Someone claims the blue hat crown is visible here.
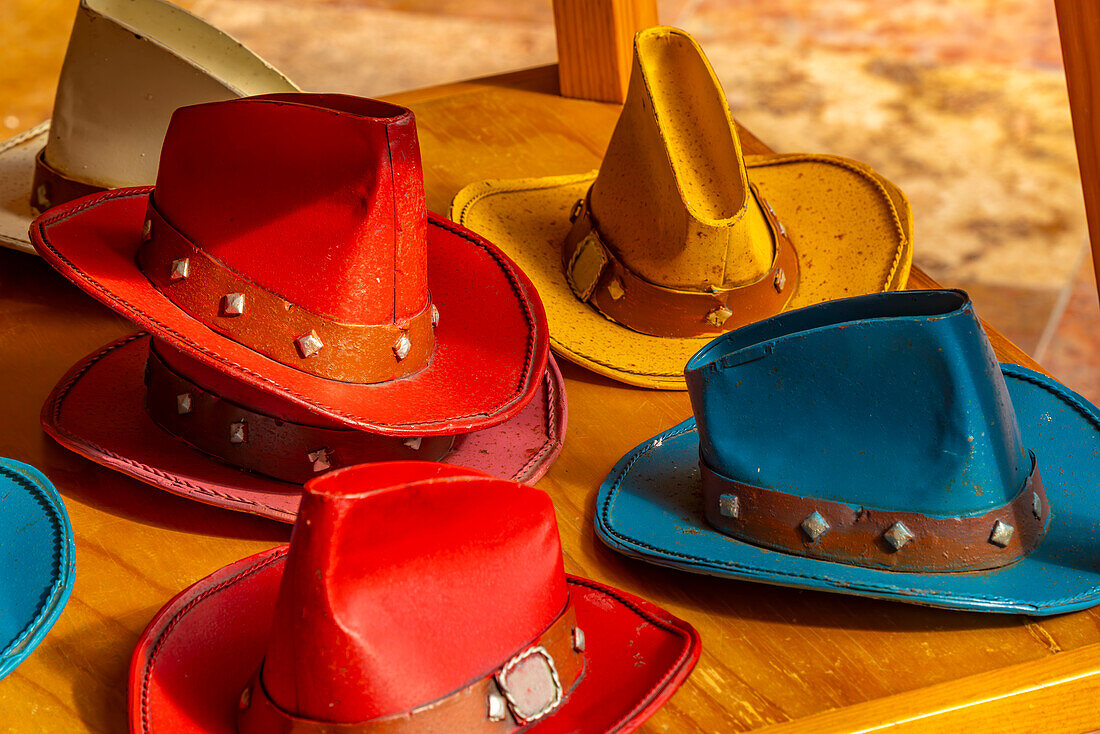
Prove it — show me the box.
[684,290,1030,517]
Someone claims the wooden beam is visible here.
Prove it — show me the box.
[756,641,1100,734]
[551,0,658,103]
[1054,0,1100,301]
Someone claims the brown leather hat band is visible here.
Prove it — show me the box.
[144,341,453,484]
[237,603,585,733]
[138,201,437,384]
[701,454,1048,572]
[561,185,799,338]
[30,148,106,214]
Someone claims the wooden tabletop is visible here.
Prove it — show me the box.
[2,64,1099,733]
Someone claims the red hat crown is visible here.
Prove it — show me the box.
[139,94,437,384]
[240,462,582,729]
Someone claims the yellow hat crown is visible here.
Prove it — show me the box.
[587,27,778,292]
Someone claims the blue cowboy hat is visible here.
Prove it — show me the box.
[597,290,1100,614]
[0,458,75,677]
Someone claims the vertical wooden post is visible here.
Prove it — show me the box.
[552,0,658,103]
[1054,0,1100,299]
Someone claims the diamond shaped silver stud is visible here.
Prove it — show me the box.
[176,393,192,415]
[393,333,412,361]
[295,330,324,358]
[142,218,153,242]
[607,278,625,301]
[169,258,190,281]
[774,268,787,292]
[883,521,915,551]
[572,627,585,652]
[1032,492,1042,520]
[221,292,246,316]
[308,448,332,473]
[430,304,440,327]
[229,421,248,444]
[800,511,830,541]
[569,199,584,223]
[718,494,740,519]
[403,436,423,451]
[990,520,1015,547]
[488,691,507,722]
[706,306,733,328]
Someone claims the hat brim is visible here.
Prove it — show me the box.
[0,121,48,254]
[451,153,913,389]
[0,457,75,679]
[129,548,700,733]
[32,187,550,435]
[42,333,567,524]
[596,364,1100,614]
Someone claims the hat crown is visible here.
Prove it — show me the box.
[152,94,428,325]
[685,290,1030,515]
[587,27,775,292]
[261,463,569,722]
[45,0,297,190]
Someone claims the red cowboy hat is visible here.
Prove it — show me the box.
[42,333,566,522]
[129,462,700,732]
[30,93,549,435]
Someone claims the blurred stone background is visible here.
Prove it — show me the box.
[2,0,1097,400]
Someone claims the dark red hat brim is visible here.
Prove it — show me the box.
[31,188,550,435]
[43,333,566,523]
[129,547,699,733]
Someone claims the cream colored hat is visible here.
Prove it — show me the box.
[452,27,913,389]
[0,0,298,254]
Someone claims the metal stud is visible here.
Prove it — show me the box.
[176,393,192,415]
[430,303,440,328]
[221,292,246,316]
[990,520,1015,548]
[169,258,190,281]
[35,184,49,210]
[142,218,153,242]
[606,278,625,301]
[706,306,733,328]
[308,448,332,473]
[800,511,830,541]
[403,436,423,451]
[1032,492,1042,520]
[572,627,585,653]
[393,333,412,361]
[295,330,324,358]
[229,421,248,444]
[773,268,787,293]
[568,198,584,223]
[762,199,788,236]
[238,686,252,711]
[883,521,915,551]
[718,494,740,519]
[488,691,508,722]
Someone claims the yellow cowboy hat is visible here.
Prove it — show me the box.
[451,26,913,389]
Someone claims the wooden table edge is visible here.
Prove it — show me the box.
[756,639,1100,733]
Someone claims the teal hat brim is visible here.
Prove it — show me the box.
[0,457,75,677]
[596,363,1100,614]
